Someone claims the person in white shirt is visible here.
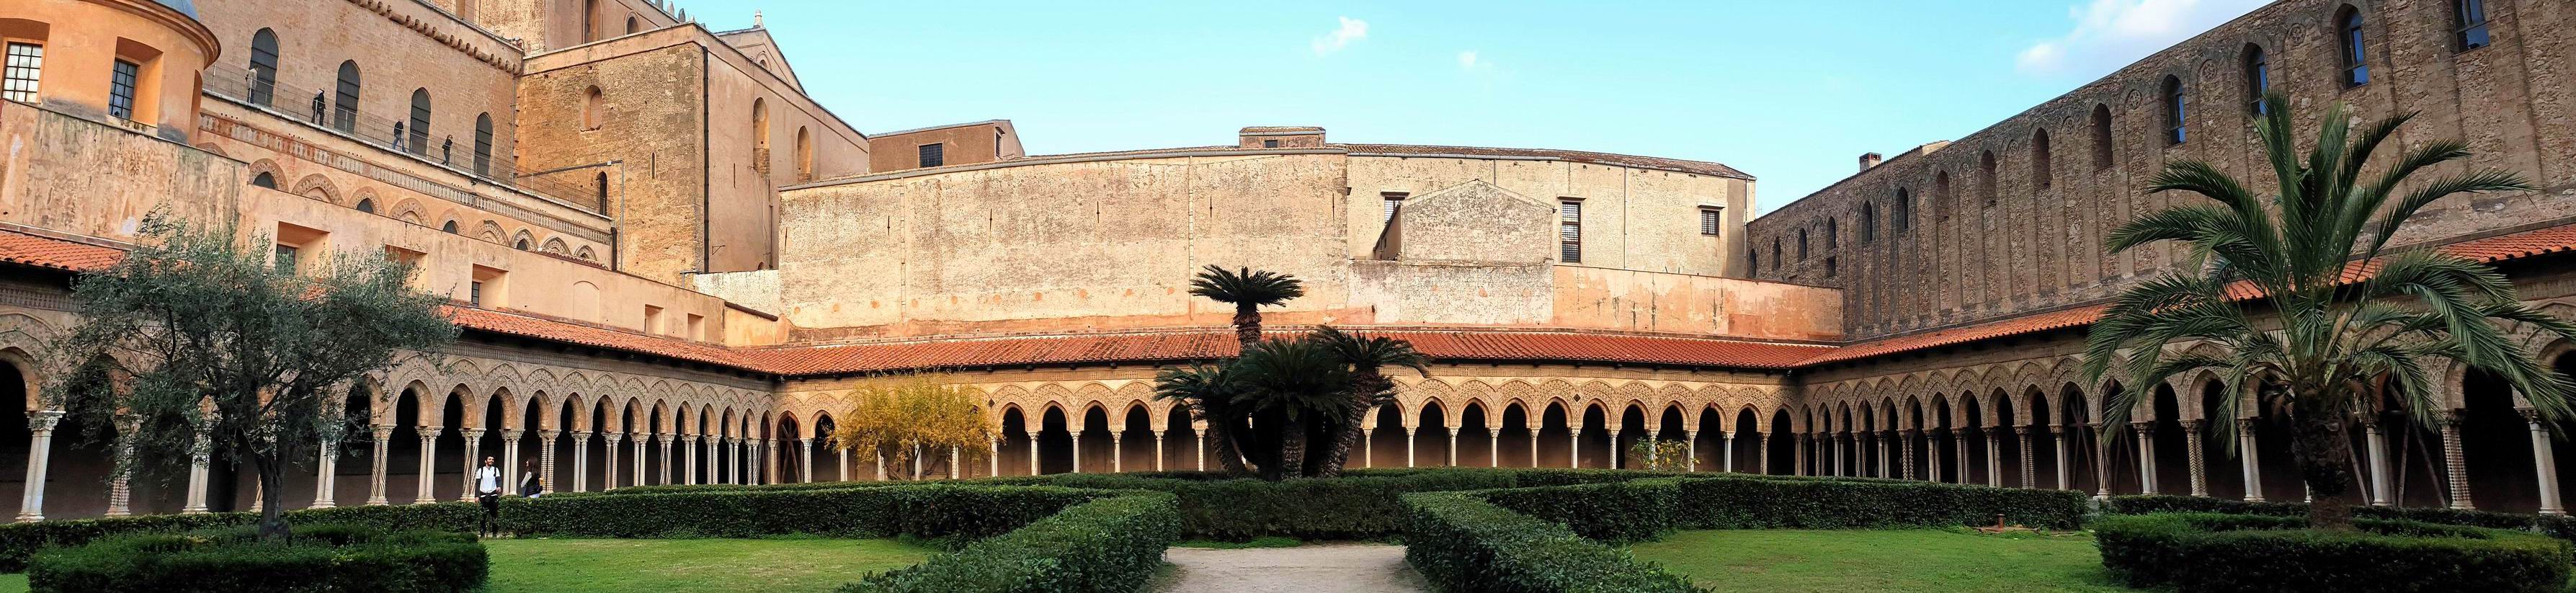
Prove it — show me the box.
[517,459,542,498]
[475,456,502,537]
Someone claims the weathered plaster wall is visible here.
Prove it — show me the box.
[0,102,240,239]
[1345,155,1750,277]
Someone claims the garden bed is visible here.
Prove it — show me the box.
[483,537,934,593]
[2093,512,2573,593]
[1627,529,2128,592]
[24,524,487,593]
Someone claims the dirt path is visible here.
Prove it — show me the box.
[1160,543,1426,592]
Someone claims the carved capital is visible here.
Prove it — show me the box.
[27,409,64,432]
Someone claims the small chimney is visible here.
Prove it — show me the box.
[1859,152,1884,172]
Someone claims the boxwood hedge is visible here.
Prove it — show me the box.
[1471,478,1680,544]
[1672,474,2087,530]
[23,523,487,593]
[0,501,481,571]
[2094,512,2573,593]
[839,491,1181,593]
[503,483,1106,540]
[1400,491,1701,593]
[2108,494,2576,542]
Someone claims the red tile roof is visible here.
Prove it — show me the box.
[445,306,754,369]
[0,228,125,272]
[745,330,1835,376]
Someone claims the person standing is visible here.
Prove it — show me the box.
[475,456,503,537]
[517,458,542,498]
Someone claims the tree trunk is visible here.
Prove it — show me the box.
[2288,393,2359,530]
[1233,305,1262,352]
[256,455,289,541]
[1316,371,1386,478]
[1278,415,1307,481]
[1203,411,1254,477]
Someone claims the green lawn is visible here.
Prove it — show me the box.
[1626,529,2138,592]
[486,537,937,593]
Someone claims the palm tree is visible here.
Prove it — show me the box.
[1190,266,1306,352]
[1232,337,1355,480]
[2083,92,2576,530]
[1311,326,1429,477]
[1153,364,1256,477]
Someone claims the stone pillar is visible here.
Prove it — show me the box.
[1985,430,2003,487]
[1491,432,1502,468]
[1361,428,1374,468]
[1925,430,1942,482]
[1027,435,1038,476]
[2091,423,2113,498]
[499,429,524,498]
[1569,429,1579,468]
[633,434,649,486]
[2363,419,2392,507]
[1879,432,1893,478]
[2235,419,2263,501]
[2051,426,2069,491]
[1110,434,1124,473]
[459,428,485,501]
[1685,429,1698,471]
[2015,427,2035,489]
[569,431,590,493]
[367,426,394,505]
[310,438,339,509]
[800,438,815,483]
[1071,432,1083,473]
[15,410,63,522]
[416,427,442,502]
[1956,429,1973,485]
[2526,410,2563,515]
[1196,431,1206,471]
[659,434,675,485]
[839,446,851,481]
[183,423,214,514]
[1899,429,1916,481]
[1757,431,1771,475]
[1829,432,1842,476]
[1407,427,1420,468]
[538,430,561,493]
[990,438,1000,477]
[601,432,623,491]
[1153,431,1167,472]
[1722,431,1737,473]
[1793,433,1808,476]
[1447,432,1459,467]
[679,434,697,485]
[106,414,139,517]
[2180,421,2206,497]
[2132,423,2157,495]
[2441,411,2472,509]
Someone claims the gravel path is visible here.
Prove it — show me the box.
[1160,543,1426,592]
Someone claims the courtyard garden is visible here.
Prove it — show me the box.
[1626,529,2129,592]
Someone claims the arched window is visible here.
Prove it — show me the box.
[795,126,814,182]
[1797,228,1810,259]
[2032,129,2053,190]
[441,220,459,234]
[251,172,277,189]
[625,16,641,35]
[1934,171,1951,218]
[1824,218,1838,249]
[2454,0,2490,51]
[1979,151,1997,206]
[2161,76,2186,146]
[332,61,361,133]
[2243,44,2269,115]
[751,98,770,174]
[1892,189,1912,233]
[408,89,431,154]
[582,0,600,43]
[355,198,375,213]
[2338,6,2369,87]
[1770,239,1781,270]
[247,29,279,107]
[1858,202,1876,244]
[594,171,609,210]
[473,113,493,176]
[1748,249,1758,275]
[582,86,603,130]
[515,237,530,250]
[2090,104,2113,169]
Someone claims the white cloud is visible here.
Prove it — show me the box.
[1457,50,1489,71]
[2015,0,2273,77]
[1311,17,1369,55]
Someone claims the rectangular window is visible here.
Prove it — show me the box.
[1558,200,1583,263]
[917,143,945,168]
[107,60,138,120]
[468,281,483,306]
[1700,208,1723,236]
[2456,0,2490,51]
[1381,192,1407,223]
[1263,139,1280,148]
[2,43,40,103]
[274,244,299,273]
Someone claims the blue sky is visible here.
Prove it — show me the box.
[698,0,2270,215]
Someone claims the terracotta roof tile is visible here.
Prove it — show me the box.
[0,229,126,272]
[446,306,753,369]
[746,329,1833,376]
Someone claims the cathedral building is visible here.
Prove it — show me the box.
[0,0,2567,522]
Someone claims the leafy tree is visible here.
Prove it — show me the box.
[1626,440,1693,473]
[827,373,995,480]
[1230,338,1353,480]
[1310,326,1427,477]
[1189,265,1303,351]
[2083,93,2576,530]
[52,215,454,540]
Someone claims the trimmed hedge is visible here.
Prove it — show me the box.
[1472,479,1680,544]
[504,483,1104,540]
[839,491,1181,593]
[24,523,487,593]
[1672,474,2087,530]
[2108,494,2576,542]
[2095,512,2573,593]
[1400,491,1701,593]
[0,501,481,572]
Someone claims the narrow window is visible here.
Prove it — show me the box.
[251,172,277,188]
[750,98,770,173]
[248,29,279,107]
[1824,257,1837,278]
[2454,0,2489,52]
[1824,218,1838,249]
[1934,172,1952,218]
[356,198,375,213]
[1858,203,1876,244]
[625,16,641,35]
[1770,239,1781,270]
[469,281,484,306]
[918,143,945,168]
[1699,208,1722,236]
[408,89,432,153]
[1382,192,1407,223]
[795,127,814,182]
[2161,76,2186,146]
[2243,45,2269,115]
[1979,151,1998,205]
[1892,189,1912,233]
[582,86,603,130]
[2090,104,2113,169]
[1559,200,1584,263]
[1748,249,1758,275]
[2339,6,2370,87]
[274,244,299,273]
[1796,228,1809,259]
[3,43,41,103]
[442,220,459,233]
[107,60,138,120]
[594,171,608,210]
[473,113,493,176]
[2032,129,2053,190]
[333,61,361,133]
[582,0,600,43]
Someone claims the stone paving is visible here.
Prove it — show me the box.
[1160,543,1425,592]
